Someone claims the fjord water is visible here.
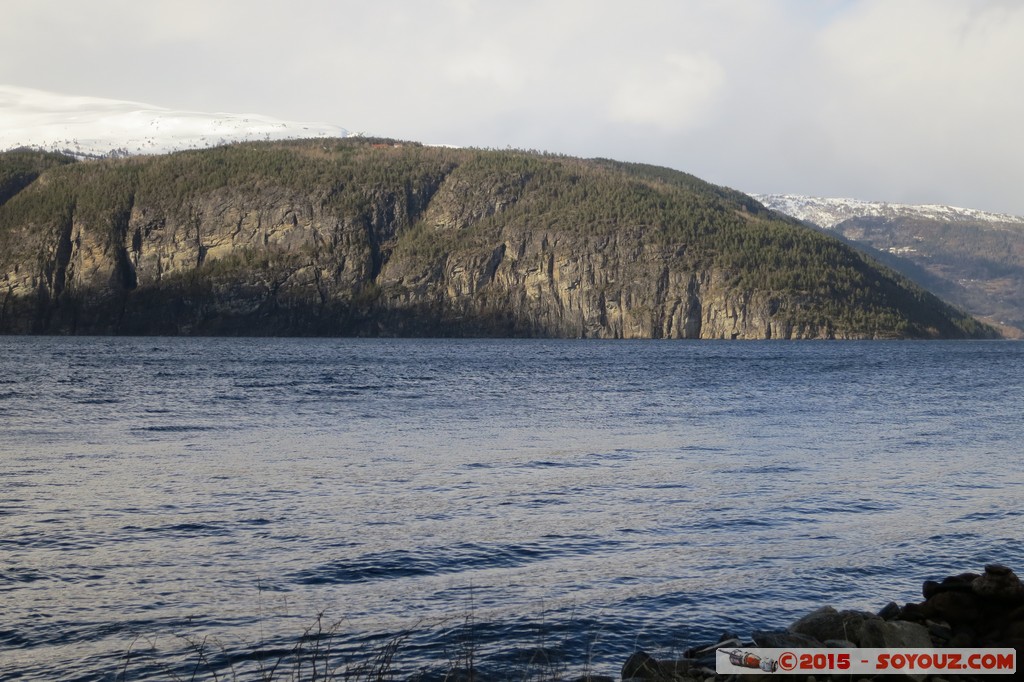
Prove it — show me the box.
[1,338,1022,680]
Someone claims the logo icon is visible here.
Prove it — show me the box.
[728,649,778,673]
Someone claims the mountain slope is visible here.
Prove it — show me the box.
[0,148,76,206]
[755,194,1024,336]
[0,140,994,339]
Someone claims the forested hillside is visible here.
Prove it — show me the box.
[830,216,1024,337]
[756,194,1024,337]
[0,139,995,339]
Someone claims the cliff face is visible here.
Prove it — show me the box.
[0,140,995,339]
[382,229,824,339]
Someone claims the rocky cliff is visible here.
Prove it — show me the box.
[0,140,995,339]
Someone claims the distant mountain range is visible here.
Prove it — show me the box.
[752,194,1024,231]
[756,194,1024,337]
[0,85,349,158]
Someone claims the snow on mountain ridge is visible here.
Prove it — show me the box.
[753,193,1024,230]
[0,85,349,158]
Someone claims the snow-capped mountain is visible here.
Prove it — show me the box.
[0,85,349,158]
[754,192,1024,337]
[753,193,1024,230]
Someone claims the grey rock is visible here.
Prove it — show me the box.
[858,619,933,648]
[972,564,1024,602]
[622,652,659,680]
[926,619,953,642]
[858,620,934,681]
[985,563,1013,576]
[877,601,901,620]
[788,605,880,646]
[922,572,980,600]
[620,651,695,681]
[921,588,983,625]
[947,631,976,647]
[922,579,941,600]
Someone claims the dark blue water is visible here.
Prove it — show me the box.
[1,338,1022,680]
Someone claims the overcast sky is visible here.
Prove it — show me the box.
[3,0,1022,215]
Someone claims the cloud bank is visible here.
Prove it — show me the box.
[2,0,1021,214]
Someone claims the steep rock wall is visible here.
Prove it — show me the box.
[0,142,992,339]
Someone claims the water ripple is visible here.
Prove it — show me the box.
[0,338,1021,681]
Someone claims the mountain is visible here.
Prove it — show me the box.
[755,194,1024,337]
[751,194,1024,231]
[0,140,995,339]
[0,85,349,158]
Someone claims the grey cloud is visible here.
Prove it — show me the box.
[2,0,1021,214]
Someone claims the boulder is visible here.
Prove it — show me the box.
[921,589,984,625]
[621,651,696,681]
[877,601,901,620]
[858,621,934,682]
[1005,616,1024,643]
[858,619,933,648]
[947,631,976,647]
[922,572,979,599]
[787,605,880,645]
[905,565,1024,647]
[622,651,659,680]
[972,564,1024,603]
[926,619,953,644]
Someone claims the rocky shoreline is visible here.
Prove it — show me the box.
[616,564,1022,681]
[108,564,1023,680]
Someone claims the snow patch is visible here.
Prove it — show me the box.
[0,85,349,158]
[753,193,1024,229]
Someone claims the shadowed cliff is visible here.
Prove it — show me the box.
[0,139,996,339]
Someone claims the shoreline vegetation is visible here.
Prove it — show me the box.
[117,564,1023,681]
